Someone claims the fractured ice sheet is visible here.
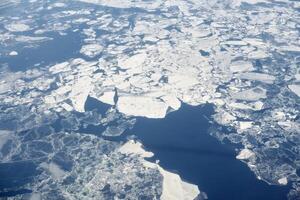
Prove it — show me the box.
[0,0,299,199]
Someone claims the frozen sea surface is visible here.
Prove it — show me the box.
[0,0,299,199]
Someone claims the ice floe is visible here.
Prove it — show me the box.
[5,22,31,32]
[80,43,103,58]
[288,84,300,97]
[8,51,18,56]
[236,149,255,160]
[231,87,267,101]
[117,95,169,118]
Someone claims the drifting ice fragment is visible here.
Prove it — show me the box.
[5,22,30,32]
[118,53,147,70]
[278,177,288,185]
[236,149,255,160]
[231,87,267,101]
[70,76,92,112]
[288,85,300,97]
[80,44,103,58]
[237,72,275,84]
[9,51,18,56]
[117,95,168,118]
[96,91,115,105]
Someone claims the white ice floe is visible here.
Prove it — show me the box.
[118,140,154,158]
[0,130,12,150]
[232,0,269,6]
[9,51,18,56]
[230,61,254,73]
[248,50,269,59]
[77,0,163,9]
[118,53,147,70]
[231,87,267,101]
[29,193,42,200]
[236,149,255,160]
[52,2,66,8]
[239,121,253,130]
[119,140,201,200]
[237,72,275,84]
[95,91,115,105]
[5,22,30,32]
[49,62,71,74]
[80,44,103,58]
[117,95,168,118]
[288,84,300,97]
[161,95,181,111]
[159,167,200,200]
[278,177,288,185]
[70,76,92,112]
[40,162,66,180]
[214,111,236,125]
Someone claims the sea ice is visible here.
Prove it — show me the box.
[236,149,255,160]
[237,72,275,84]
[80,44,103,58]
[5,22,30,32]
[70,76,92,112]
[231,87,267,101]
[9,51,18,56]
[117,95,169,118]
[278,177,288,185]
[288,85,300,97]
[119,140,201,200]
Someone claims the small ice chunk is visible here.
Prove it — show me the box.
[102,126,126,137]
[117,95,168,118]
[0,82,11,94]
[161,95,181,111]
[70,76,92,112]
[231,87,267,101]
[248,50,268,59]
[49,62,71,74]
[288,85,300,97]
[0,130,11,150]
[230,61,254,73]
[52,2,66,7]
[9,51,18,56]
[238,72,275,84]
[5,22,30,32]
[236,149,255,160]
[278,177,288,185]
[40,162,66,180]
[30,193,41,200]
[118,140,154,158]
[118,53,147,69]
[60,102,73,112]
[295,74,300,81]
[223,40,248,46]
[80,44,103,58]
[239,121,253,130]
[97,91,115,105]
[214,111,236,125]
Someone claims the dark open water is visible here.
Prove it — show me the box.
[129,103,290,200]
